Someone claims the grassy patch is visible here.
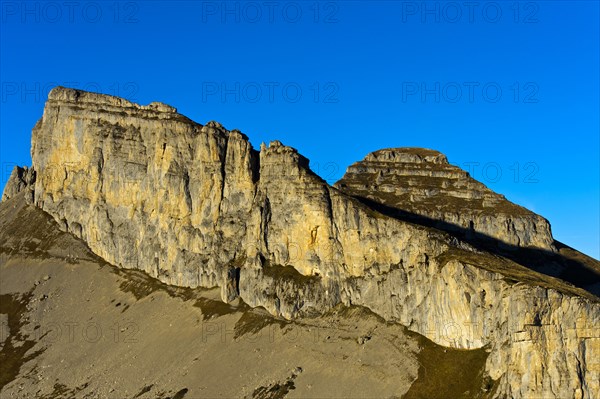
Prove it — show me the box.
[404,332,497,399]
[116,267,196,301]
[0,291,45,391]
[193,297,239,320]
[251,373,297,399]
[37,382,90,399]
[233,308,288,339]
[133,384,154,398]
[321,303,387,324]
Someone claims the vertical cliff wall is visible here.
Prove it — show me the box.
[3,87,599,399]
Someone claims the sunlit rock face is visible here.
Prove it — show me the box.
[4,86,599,399]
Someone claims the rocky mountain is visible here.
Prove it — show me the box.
[335,148,554,250]
[2,86,599,399]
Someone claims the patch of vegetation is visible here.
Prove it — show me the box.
[0,197,65,256]
[404,332,497,399]
[115,267,196,301]
[38,382,89,399]
[261,262,320,285]
[556,241,600,275]
[252,373,297,399]
[322,303,387,324]
[193,297,239,320]
[0,192,99,263]
[0,291,45,391]
[234,308,288,339]
[170,388,189,399]
[115,264,249,320]
[134,384,154,398]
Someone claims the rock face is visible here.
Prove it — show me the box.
[3,86,600,399]
[1,165,35,203]
[335,148,554,251]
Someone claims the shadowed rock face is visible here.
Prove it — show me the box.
[2,86,600,399]
[2,166,35,203]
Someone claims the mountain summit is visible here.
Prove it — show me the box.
[2,87,599,399]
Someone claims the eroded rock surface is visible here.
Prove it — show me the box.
[2,86,599,399]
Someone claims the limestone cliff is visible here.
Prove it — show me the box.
[3,86,599,399]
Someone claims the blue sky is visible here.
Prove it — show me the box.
[1,1,598,258]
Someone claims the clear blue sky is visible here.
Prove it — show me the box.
[1,1,598,258]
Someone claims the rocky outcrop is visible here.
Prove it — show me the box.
[335,148,555,251]
[4,86,600,399]
[1,165,35,203]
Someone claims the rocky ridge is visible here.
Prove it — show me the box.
[335,147,554,250]
[2,87,600,399]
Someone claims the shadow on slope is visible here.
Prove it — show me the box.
[404,332,497,399]
[353,196,600,298]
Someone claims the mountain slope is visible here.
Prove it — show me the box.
[0,191,495,399]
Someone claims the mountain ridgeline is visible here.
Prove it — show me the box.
[3,87,600,399]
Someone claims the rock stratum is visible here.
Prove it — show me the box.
[2,86,600,399]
